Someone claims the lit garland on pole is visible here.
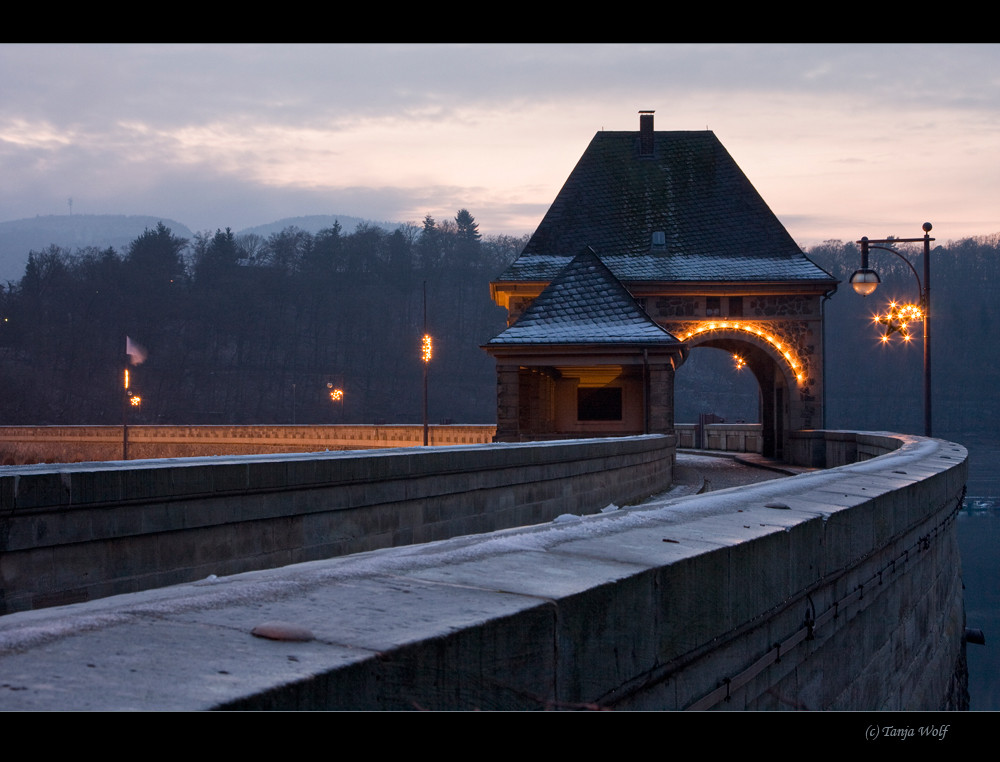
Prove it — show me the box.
[872,301,923,344]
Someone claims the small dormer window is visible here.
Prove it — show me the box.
[651,231,666,250]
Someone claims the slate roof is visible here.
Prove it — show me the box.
[496,130,835,285]
[487,249,683,347]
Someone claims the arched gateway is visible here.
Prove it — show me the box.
[485,112,837,457]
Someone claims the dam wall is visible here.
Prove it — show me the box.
[219,431,969,710]
[0,434,674,615]
[0,430,967,710]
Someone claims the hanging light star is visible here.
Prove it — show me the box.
[873,301,923,343]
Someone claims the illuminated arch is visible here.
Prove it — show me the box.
[677,321,806,385]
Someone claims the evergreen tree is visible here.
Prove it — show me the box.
[455,209,481,241]
[418,214,441,272]
[125,222,187,287]
[194,228,239,285]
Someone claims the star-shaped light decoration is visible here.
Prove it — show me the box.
[873,301,923,344]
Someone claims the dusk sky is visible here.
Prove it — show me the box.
[2,43,998,247]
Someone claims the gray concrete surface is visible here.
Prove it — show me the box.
[0,435,676,615]
[0,436,969,711]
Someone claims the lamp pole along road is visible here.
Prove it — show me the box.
[422,281,432,447]
[849,222,934,436]
[122,365,129,460]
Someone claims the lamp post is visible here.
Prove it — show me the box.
[123,366,130,460]
[122,367,142,459]
[849,222,935,436]
[327,382,344,421]
[422,333,432,445]
[421,280,432,447]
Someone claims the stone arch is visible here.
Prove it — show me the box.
[678,327,804,458]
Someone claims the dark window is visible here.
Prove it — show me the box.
[706,297,721,316]
[729,297,743,317]
[578,387,622,421]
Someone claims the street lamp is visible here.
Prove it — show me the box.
[422,333,432,446]
[122,367,142,459]
[421,280,432,447]
[849,222,935,436]
[327,382,344,421]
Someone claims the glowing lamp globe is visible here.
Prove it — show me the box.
[849,268,881,296]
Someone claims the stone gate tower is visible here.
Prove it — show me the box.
[486,112,837,457]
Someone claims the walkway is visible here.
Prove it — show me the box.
[656,450,814,501]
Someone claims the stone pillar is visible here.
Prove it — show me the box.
[646,363,675,433]
[520,368,557,439]
[495,364,521,441]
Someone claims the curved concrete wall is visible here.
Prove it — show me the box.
[0,430,967,711]
[220,432,966,711]
[0,435,674,614]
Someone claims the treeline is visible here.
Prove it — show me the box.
[3,220,999,443]
[0,213,525,425]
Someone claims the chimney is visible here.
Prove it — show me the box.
[639,110,654,156]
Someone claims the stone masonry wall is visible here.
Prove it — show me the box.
[0,431,968,711]
[0,434,675,615]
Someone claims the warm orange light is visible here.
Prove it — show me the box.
[124,368,129,390]
[680,321,805,384]
[329,388,344,402]
[130,395,141,407]
[873,301,923,343]
[421,334,433,363]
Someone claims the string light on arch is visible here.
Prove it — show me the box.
[679,321,805,384]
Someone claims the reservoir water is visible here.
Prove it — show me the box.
[955,435,1000,711]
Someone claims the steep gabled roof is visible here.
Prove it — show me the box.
[486,248,682,347]
[496,129,835,285]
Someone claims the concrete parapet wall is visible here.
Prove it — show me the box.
[785,429,903,467]
[676,423,763,453]
[0,425,497,465]
[0,430,965,711]
[223,432,968,710]
[0,434,674,615]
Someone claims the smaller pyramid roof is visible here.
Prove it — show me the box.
[486,248,683,347]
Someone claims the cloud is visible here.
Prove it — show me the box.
[1,44,999,243]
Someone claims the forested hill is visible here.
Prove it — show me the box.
[0,214,525,425]
[0,215,196,286]
[2,220,998,443]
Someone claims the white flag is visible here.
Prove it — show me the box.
[126,336,148,365]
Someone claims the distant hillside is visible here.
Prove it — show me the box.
[0,214,407,286]
[0,215,195,285]
[238,215,405,239]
